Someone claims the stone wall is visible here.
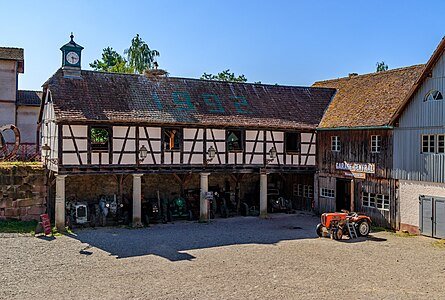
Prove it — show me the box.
[0,164,47,221]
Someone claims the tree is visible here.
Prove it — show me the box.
[89,47,133,73]
[124,34,160,74]
[90,34,160,74]
[201,69,247,83]
[376,61,388,72]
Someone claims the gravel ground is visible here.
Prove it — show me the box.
[1,212,444,300]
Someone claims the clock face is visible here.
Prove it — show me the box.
[66,51,79,65]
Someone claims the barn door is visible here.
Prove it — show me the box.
[435,198,445,239]
[420,196,445,239]
[419,196,433,237]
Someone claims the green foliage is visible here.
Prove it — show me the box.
[376,61,389,72]
[124,34,160,74]
[0,220,38,234]
[89,47,133,73]
[90,34,160,74]
[91,128,109,143]
[201,69,247,83]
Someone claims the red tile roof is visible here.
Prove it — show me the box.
[43,69,336,130]
[312,65,425,128]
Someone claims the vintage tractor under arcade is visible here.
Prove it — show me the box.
[316,210,372,240]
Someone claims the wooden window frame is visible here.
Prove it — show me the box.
[226,129,244,153]
[331,136,340,152]
[363,192,389,211]
[163,127,183,152]
[371,135,381,153]
[437,134,445,154]
[423,90,444,102]
[320,188,335,198]
[421,134,435,154]
[284,131,300,154]
[90,126,111,152]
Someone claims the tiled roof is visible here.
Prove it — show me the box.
[0,47,24,61]
[17,90,43,106]
[312,64,425,128]
[43,69,336,129]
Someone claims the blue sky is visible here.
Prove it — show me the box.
[1,0,444,90]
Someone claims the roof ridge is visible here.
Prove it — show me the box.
[82,69,333,89]
[18,89,42,93]
[0,46,24,50]
[314,63,425,84]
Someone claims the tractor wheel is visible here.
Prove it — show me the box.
[356,221,370,237]
[316,223,324,237]
[335,228,343,240]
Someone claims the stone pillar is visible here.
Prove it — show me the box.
[260,171,268,218]
[199,173,210,222]
[132,174,143,227]
[55,175,67,231]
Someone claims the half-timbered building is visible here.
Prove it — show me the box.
[391,37,445,238]
[40,36,336,230]
[312,65,424,228]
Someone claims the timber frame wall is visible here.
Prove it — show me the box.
[45,122,318,175]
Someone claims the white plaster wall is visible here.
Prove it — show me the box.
[0,60,16,101]
[16,106,39,143]
[399,180,445,227]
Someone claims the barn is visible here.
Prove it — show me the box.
[39,36,335,230]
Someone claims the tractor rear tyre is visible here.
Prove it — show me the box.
[356,221,370,236]
[316,223,324,237]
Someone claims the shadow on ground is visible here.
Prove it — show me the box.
[67,212,322,261]
[66,212,386,261]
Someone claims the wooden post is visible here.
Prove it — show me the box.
[350,178,355,212]
[199,172,210,222]
[132,174,143,227]
[260,170,268,218]
[55,175,67,232]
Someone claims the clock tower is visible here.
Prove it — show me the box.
[60,33,84,77]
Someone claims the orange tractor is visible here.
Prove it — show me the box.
[316,210,371,240]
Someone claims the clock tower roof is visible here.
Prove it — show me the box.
[60,33,84,51]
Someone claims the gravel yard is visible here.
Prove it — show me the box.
[1,212,444,300]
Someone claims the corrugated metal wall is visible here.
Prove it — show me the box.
[394,54,445,183]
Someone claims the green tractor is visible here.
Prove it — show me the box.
[168,196,193,221]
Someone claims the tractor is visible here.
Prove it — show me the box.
[316,210,371,240]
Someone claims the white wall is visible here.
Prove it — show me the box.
[399,180,445,229]
[16,106,39,144]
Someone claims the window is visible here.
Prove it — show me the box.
[297,184,303,197]
[320,188,335,198]
[331,136,340,152]
[285,132,300,153]
[363,192,389,211]
[424,90,443,102]
[422,135,435,153]
[371,135,381,153]
[90,127,110,151]
[438,135,445,154]
[303,185,313,198]
[227,130,243,152]
[164,128,182,151]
